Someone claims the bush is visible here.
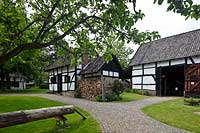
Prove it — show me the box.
[184,98,200,106]
[74,87,82,98]
[95,96,103,102]
[103,80,125,102]
[38,83,48,89]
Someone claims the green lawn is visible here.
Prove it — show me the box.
[119,92,149,102]
[142,98,200,133]
[0,96,101,133]
[0,88,48,94]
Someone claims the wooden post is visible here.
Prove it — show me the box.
[0,105,74,128]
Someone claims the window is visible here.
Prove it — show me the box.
[103,70,109,76]
[51,76,56,84]
[65,75,70,83]
[114,72,119,77]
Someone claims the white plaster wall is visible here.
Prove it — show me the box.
[143,85,156,90]
[144,68,155,75]
[49,84,57,91]
[69,72,75,82]
[144,63,155,68]
[171,58,185,65]
[192,55,200,63]
[157,61,169,67]
[143,76,155,84]
[69,82,75,90]
[132,69,142,76]
[132,85,141,89]
[132,77,141,84]
[62,83,68,91]
[132,65,142,70]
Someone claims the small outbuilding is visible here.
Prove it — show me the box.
[45,57,81,95]
[0,73,26,89]
[130,29,200,97]
[79,56,122,100]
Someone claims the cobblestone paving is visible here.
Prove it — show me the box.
[4,94,190,133]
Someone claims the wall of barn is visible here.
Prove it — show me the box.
[131,55,200,95]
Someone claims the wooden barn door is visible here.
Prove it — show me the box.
[185,64,200,97]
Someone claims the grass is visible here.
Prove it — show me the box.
[0,88,48,94]
[119,92,149,102]
[0,96,101,133]
[142,98,200,133]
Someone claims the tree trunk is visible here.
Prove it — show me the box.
[0,65,5,90]
[0,105,74,128]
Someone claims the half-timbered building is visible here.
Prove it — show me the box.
[130,29,200,97]
[45,57,81,94]
[78,56,122,100]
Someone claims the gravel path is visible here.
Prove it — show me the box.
[3,94,189,133]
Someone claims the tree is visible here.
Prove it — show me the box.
[1,0,199,65]
[154,0,200,20]
[0,0,160,64]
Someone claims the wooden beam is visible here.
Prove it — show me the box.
[0,105,74,128]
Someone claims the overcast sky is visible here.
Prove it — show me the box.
[127,0,200,53]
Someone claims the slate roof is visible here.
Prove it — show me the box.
[45,57,70,71]
[129,29,200,66]
[79,56,105,75]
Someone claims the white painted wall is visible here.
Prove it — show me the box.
[144,63,155,68]
[132,69,142,75]
[132,77,141,84]
[171,58,185,65]
[143,85,156,90]
[132,65,142,70]
[157,60,169,67]
[192,55,200,64]
[132,85,141,89]
[143,76,155,84]
[144,68,155,75]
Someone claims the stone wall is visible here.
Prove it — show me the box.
[78,77,102,100]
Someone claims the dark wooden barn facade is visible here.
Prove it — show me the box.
[78,56,122,100]
[129,29,200,97]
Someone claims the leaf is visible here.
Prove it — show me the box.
[158,0,164,5]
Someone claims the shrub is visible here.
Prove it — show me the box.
[74,87,82,98]
[38,83,48,89]
[102,80,125,102]
[95,96,103,102]
[112,80,125,95]
[184,98,200,106]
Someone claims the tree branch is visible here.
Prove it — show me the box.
[0,15,99,64]
[34,0,61,42]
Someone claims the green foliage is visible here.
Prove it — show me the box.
[154,0,200,20]
[0,96,101,133]
[120,92,149,102]
[74,87,82,98]
[184,98,200,106]
[0,88,48,94]
[112,80,126,95]
[0,0,161,65]
[104,80,125,102]
[143,98,200,132]
[95,95,104,102]
[124,88,149,96]
[38,83,48,89]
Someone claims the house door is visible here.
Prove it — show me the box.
[185,64,200,97]
[57,74,62,93]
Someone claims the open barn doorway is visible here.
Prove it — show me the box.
[157,65,184,96]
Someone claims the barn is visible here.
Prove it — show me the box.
[129,29,200,97]
[78,56,122,100]
[45,57,81,95]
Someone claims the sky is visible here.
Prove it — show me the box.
[127,0,200,54]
